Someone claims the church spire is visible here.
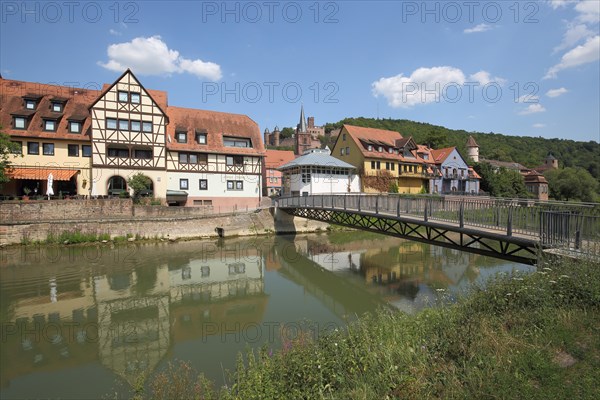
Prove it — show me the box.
[298,104,307,133]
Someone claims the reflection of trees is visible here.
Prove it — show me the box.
[134,265,158,295]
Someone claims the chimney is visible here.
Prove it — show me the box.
[308,117,315,128]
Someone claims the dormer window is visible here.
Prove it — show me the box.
[195,131,207,144]
[14,116,27,129]
[378,146,383,152]
[51,102,63,112]
[367,145,373,151]
[68,120,82,133]
[223,136,251,148]
[176,131,187,143]
[388,148,393,154]
[25,99,36,110]
[43,119,57,132]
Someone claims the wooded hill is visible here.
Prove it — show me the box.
[323,117,599,184]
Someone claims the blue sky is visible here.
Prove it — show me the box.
[1,0,599,142]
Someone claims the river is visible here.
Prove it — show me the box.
[0,232,533,399]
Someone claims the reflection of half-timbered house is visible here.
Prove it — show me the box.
[1,70,264,207]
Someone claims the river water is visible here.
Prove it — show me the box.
[0,232,533,399]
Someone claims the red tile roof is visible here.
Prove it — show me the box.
[166,106,265,156]
[430,147,457,164]
[264,149,296,168]
[0,78,96,142]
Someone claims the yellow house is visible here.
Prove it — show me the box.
[331,124,434,193]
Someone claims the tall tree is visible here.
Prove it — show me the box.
[474,163,529,198]
[0,129,21,184]
[544,167,599,202]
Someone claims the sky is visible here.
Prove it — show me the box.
[1,0,599,143]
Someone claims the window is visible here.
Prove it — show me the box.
[226,155,243,166]
[378,146,383,152]
[130,121,141,131]
[180,179,189,190]
[130,92,140,104]
[391,163,395,171]
[118,119,129,130]
[51,102,63,112]
[176,131,187,143]
[223,136,252,148]
[118,91,129,102]
[367,145,373,151]
[14,116,26,129]
[195,132,207,144]
[227,180,244,190]
[108,148,129,158]
[42,143,54,156]
[346,147,349,155]
[82,145,92,157]
[134,149,152,159]
[68,144,79,157]
[340,148,345,156]
[199,179,208,190]
[388,148,393,154]
[69,121,81,133]
[106,118,117,129]
[44,120,56,131]
[11,141,22,155]
[142,121,153,132]
[25,100,36,110]
[342,133,346,141]
[28,142,39,155]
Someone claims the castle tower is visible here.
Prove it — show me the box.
[544,153,558,169]
[466,135,479,162]
[264,127,270,146]
[308,116,315,129]
[273,126,280,147]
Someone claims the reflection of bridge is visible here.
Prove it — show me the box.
[278,194,600,264]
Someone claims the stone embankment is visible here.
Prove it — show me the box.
[0,199,329,245]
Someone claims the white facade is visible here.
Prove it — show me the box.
[284,168,360,196]
[430,148,479,194]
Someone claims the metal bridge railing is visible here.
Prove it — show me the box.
[277,193,600,257]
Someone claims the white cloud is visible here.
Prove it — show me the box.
[519,104,547,115]
[533,123,547,128]
[546,87,569,97]
[468,70,506,86]
[464,23,492,34]
[372,66,505,108]
[99,36,222,81]
[575,0,600,24]
[545,35,600,78]
[547,0,576,10]
[517,94,540,103]
[109,29,122,36]
[372,66,466,108]
[553,24,594,53]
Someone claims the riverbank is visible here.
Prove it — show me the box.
[135,256,600,399]
[0,199,331,245]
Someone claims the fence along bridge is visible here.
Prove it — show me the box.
[277,194,600,265]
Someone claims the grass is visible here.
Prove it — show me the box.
[128,256,600,399]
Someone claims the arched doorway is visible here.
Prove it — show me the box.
[107,176,127,196]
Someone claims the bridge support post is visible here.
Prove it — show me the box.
[507,207,513,236]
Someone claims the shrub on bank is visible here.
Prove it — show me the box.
[132,257,600,399]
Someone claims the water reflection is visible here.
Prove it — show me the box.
[0,233,532,399]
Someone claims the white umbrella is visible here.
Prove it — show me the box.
[46,173,54,199]
[91,180,98,199]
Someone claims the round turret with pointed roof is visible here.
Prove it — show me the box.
[466,135,479,148]
[264,127,270,134]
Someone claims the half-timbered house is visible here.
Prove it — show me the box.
[0,70,265,207]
